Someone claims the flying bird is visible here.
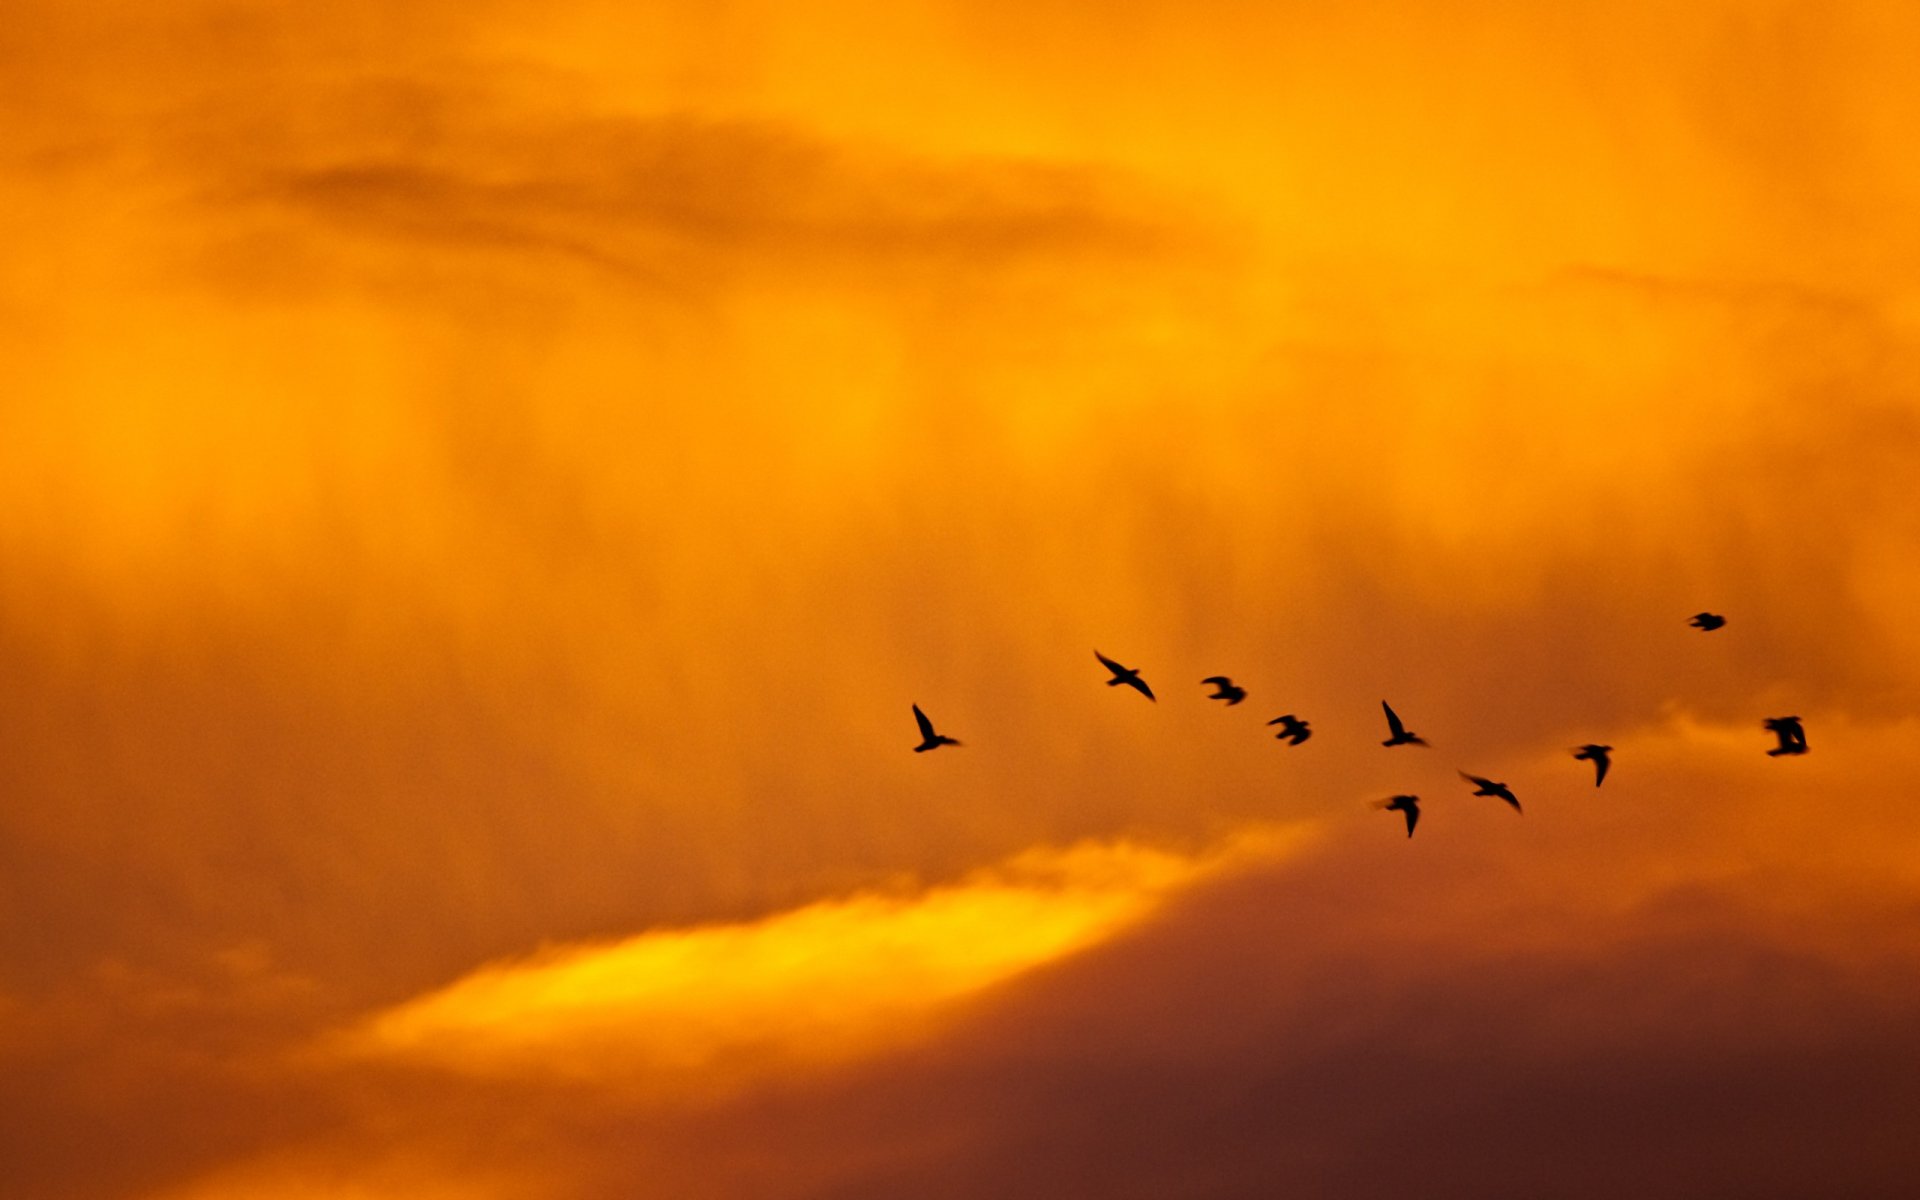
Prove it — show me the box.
[1201,676,1247,705]
[1377,794,1420,838]
[911,704,960,753]
[1690,612,1727,631]
[1763,716,1808,757]
[1267,713,1312,745]
[1095,651,1155,701]
[1380,701,1427,747]
[1573,743,1612,787]
[1459,771,1522,813]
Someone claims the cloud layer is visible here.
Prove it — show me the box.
[5,0,1920,1196]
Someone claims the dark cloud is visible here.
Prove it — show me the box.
[803,890,1920,1199]
[543,758,1920,1199]
[96,742,1920,1200]
[248,115,1178,266]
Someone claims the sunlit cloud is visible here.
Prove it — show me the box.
[332,828,1309,1096]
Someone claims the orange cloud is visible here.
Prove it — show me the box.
[332,828,1309,1097]
[7,1,1920,1196]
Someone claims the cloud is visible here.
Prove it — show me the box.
[120,721,1920,1200]
[242,113,1182,274]
[330,828,1306,1097]
[8,3,1920,1196]
[549,721,1920,1200]
[123,828,1303,1200]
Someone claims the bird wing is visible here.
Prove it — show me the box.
[1201,676,1231,686]
[1458,770,1486,788]
[1128,676,1157,701]
[1594,754,1609,786]
[913,705,936,740]
[1383,702,1407,737]
[1094,650,1124,674]
[1405,805,1419,836]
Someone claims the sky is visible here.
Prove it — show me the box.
[5,0,1920,1195]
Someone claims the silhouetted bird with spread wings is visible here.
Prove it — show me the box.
[1201,676,1247,705]
[1573,744,1612,787]
[1459,771,1522,813]
[911,704,960,753]
[1377,794,1420,838]
[1267,714,1312,745]
[1380,701,1427,747]
[1095,651,1155,701]
[1690,612,1727,631]
[1763,716,1808,757]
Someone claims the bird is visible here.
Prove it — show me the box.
[1201,676,1247,705]
[1377,794,1420,838]
[1763,716,1808,757]
[1095,651,1155,701]
[911,704,960,752]
[1459,771,1522,813]
[1573,744,1612,787]
[1380,701,1427,747]
[1267,713,1312,745]
[1690,612,1727,631]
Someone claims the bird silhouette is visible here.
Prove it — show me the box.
[1573,744,1612,787]
[1201,676,1247,705]
[1690,612,1727,631]
[1095,651,1155,701]
[1380,701,1427,747]
[911,704,960,752]
[1267,714,1312,745]
[1459,771,1522,813]
[1763,716,1808,757]
[1377,794,1420,838]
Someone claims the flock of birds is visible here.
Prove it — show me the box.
[911,611,1810,838]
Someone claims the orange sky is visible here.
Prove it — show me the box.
[5,1,1920,1196]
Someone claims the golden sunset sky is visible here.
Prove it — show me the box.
[6,1,1920,1196]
